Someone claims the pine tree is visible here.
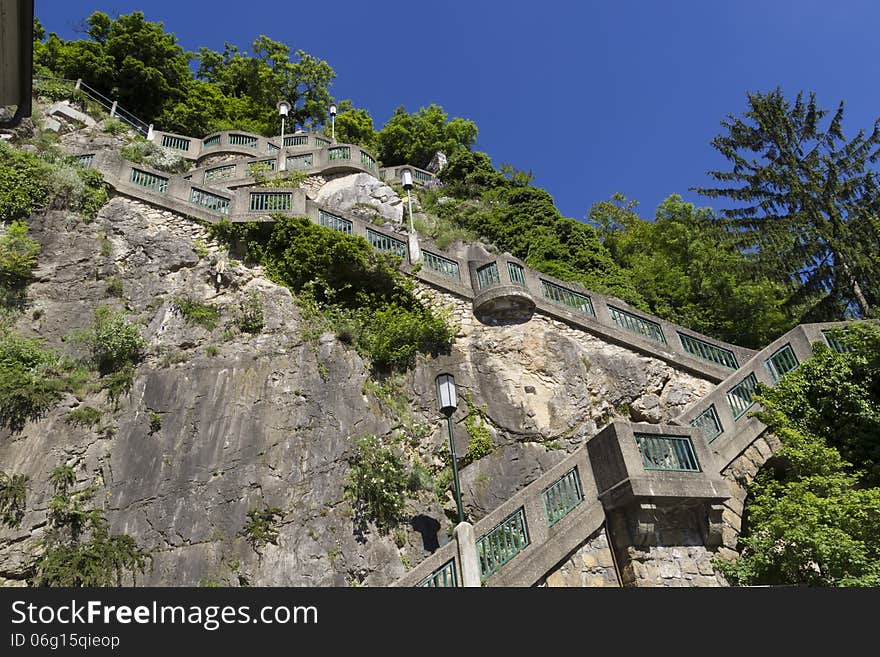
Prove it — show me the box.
[694,88,880,319]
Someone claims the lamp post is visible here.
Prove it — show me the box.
[329,103,337,142]
[401,168,415,234]
[436,373,465,524]
[277,99,290,170]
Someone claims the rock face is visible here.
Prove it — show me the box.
[313,172,404,227]
[0,152,715,587]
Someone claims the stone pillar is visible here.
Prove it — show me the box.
[408,231,422,264]
[455,522,481,587]
[110,100,117,118]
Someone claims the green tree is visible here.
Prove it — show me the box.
[194,36,335,135]
[694,88,880,321]
[36,12,192,123]
[429,153,644,306]
[720,322,880,586]
[0,220,41,301]
[326,100,377,151]
[376,104,477,168]
[590,193,791,347]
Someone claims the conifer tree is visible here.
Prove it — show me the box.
[694,89,880,320]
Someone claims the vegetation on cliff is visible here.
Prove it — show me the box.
[210,216,454,372]
[720,323,880,586]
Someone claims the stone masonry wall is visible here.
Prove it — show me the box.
[538,526,619,587]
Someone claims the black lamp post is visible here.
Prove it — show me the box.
[436,373,465,524]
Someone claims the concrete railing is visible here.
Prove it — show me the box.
[672,321,854,468]
[72,145,758,385]
[397,421,727,587]
[379,164,437,186]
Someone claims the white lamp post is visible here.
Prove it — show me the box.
[401,167,414,234]
[277,100,290,170]
[329,103,337,142]
[436,373,465,524]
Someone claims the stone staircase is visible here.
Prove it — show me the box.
[44,89,862,587]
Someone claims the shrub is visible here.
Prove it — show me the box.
[172,296,220,330]
[192,239,209,259]
[236,291,264,334]
[148,412,162,434]
[102,118,128,136]
[0,220,40,303]
[0,335,73,432]
[357,303,454,371]
[241,506,284,553]
[105,276,123,297]
[0,471,29,528]
[65,406,103,428]
[205,345,219,357]
[0,142,52,221]
[86,306,146,375]
[29,465,151,586]
[464,393,494,461]
[344,434,408,532]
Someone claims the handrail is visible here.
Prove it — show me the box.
[34,76,151,136]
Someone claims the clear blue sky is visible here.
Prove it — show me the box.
[36,0,880,222]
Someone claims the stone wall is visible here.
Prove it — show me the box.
[607,502,727,587]
[538,526,619,587]
[716,433,781,562]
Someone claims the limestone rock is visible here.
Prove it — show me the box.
[313,172,404,226]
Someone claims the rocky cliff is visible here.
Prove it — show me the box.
[0,118,715,587]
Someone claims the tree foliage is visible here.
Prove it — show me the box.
[210,217,453,371]
[694,88,880,321]
[426,149,644,305]
[591,193,792,348]
[29,465,152,587]
[34,12,336,138]
[720,322,880,586]
[376,104,477,168]
[344,434,409,532]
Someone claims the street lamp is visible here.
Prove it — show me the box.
[401,168,415,234]
[329,103,337,142]
[436,373,465,524]
[277,99,290,144]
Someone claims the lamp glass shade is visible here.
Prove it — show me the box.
[436,373,457,414]
[330,104,337,116]
[277,100,291,116]
[401,168,413,189]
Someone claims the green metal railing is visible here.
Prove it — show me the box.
[417,559,457,587]
[823,329,854,353]
[130,168,168,193]
[314,137,331,148]
[319,210,353,234]
[476,262,500,290]
[423,251,461,280]
[190,188,231,215]
[366,228,408,258]
[540,280,595,317]
[229,134,257,147]
[286,153,313,169]
[161,134,190,151]
[360,151,376,169]
[74,153,94,168]
[608,306,666,344]
[477,507,529,579]
[678,333,738,369]
[413,169,433,183]
[328,146,351,161]
[508,262,527,287]
[249,192,292,212]
[634,433,701,472]
[542,468,583,526]
[204,164,236,183]
[203,135,220,148]
[764,344,799,383]
[727,373,759,420]
[690,404,723,443]
[284,135,309,146]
